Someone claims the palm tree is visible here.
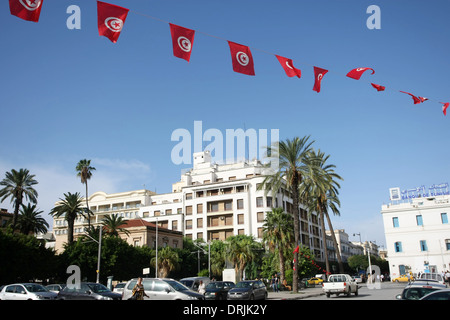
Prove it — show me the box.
[262,207,294,285]
[16,203,49,235]
[102,214,130,237]
[258,136,315,292]
[224,235,258,281]
[76,159,96,228]
[151,246,180,278]
[300,149,344,274]
[50,192,85,245]
[0,168,38,231]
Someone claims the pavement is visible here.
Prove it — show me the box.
[267,285,324,300]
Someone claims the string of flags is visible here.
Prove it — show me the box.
[8,0,449,116]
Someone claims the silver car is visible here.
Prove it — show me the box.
[122,278,205,300]
[0,283,57,300]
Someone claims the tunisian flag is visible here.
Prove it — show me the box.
[9,0,43,22]
[441,102,449,116]
[228,41,255,76]
[371,83,385,92]
[346,67,375,80]
[275,55,301,78]
[313,66,328,93]
[169,24,195,62]
[400,91,422,104]
[97,1,129,43]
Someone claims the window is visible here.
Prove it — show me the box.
[257,212,264,222]
[197,203,203,214]
[394,241,402,252]
[237,199,244,210]
[186,193,192,200]
[392,217,399,228]
[416,215,423,226]
[172,220,178,231]
[224,200,232,211]
[197,218,203,228]
[186,206,192,215]
[238,214,244,224]
[445,239,450,251]
[256,197,263,208]
[441,213,448,224]
[266,196,273,208]
[186,220,192,229]
[420,240,428,252]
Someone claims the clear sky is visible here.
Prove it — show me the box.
[1,0,450,249]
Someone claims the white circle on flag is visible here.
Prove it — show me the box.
[356,68,366,72]
[19,0,42,11]
[236,52,249,66]
[177,36,192,52]
[105,17,124,32]
[318,74,323,81]
[285,61,293,70]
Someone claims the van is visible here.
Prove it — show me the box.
[179,277,210,292]
[122,278,205,300]
[419,273,445,285]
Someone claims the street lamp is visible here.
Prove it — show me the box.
[84,226,102,283]
[353,232,372,280]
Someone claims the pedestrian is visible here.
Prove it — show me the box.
[130,277,149,300]
[198,280,206,295]
[271,274,279,293]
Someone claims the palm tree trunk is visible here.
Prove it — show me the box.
[85,182,91,229]
[278,249,286,285]
[12,196,22,231]
[291,172,299,292]
[319,209,330,275]
[67,219,75,244]
[325,212,344,273]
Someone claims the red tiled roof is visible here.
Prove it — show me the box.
[119,218,157,229]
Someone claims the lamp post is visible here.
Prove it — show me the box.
[155,218,158,278]
[353,232,372,280]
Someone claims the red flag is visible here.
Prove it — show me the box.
[9,0,43,22]
[313,66,328,93]
[400,91,421,104]
[371,83,385,92]
[293,245,299,253]
[169,23,195,62]
[97,1,129,43]
[228,41,255,76]
[275,55,301,78]
[441,102,449,116]
[419,97,428,103]
[347,67,375,80]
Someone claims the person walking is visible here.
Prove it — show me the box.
[198,280,206,295]
[130,277,149,300]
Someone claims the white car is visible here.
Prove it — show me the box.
[0,283,57,300]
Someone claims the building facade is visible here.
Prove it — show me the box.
[381,188,450,278]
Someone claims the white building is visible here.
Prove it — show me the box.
[140,151,325,260]
[381,185,450,278]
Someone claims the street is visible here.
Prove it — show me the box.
[304,282,405,300]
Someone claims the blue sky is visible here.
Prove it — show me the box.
[1,0,450,248]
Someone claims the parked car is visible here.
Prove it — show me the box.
[322,274,358,298]
[113,282,127,294]
[395,280,447,300]
[418,273,446,285]
[179,276,210,292]
[0,283,57,300]
[227,280,267,300]
[204,281,235,300]
[392,274,414,283]
[307,277,324,286]
[122,278,205,300]
[352,275,363,283]
[57,282,122,300]
[46,284,66,293]
[420,289,450,300]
